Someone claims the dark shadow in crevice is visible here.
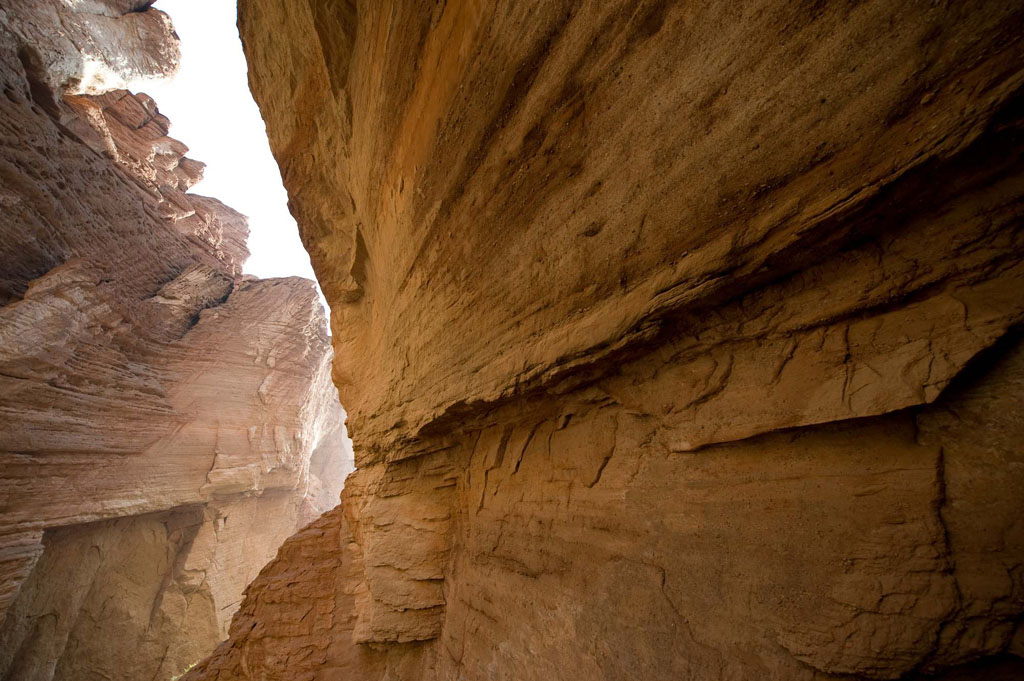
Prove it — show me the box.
[16,46,61,120]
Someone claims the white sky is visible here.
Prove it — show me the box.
[132,0,322,293]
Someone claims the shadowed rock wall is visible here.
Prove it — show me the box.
[182,0,1021,678]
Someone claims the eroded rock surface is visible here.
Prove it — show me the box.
[183,1,1024,680]
[0,3,351,680]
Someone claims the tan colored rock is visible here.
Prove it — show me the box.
[190,1,1024,680]
[0,4,350,680]
[238,0,1024,458]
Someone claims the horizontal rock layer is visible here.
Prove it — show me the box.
[0,3,352,680]
[198,0,1023,679]
[195,336,1024,681]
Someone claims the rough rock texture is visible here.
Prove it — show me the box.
[0,3,351,680]
[0,0,180,95]
[182,1,1024,680]
[235,0,1024,455]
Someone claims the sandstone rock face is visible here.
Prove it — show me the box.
[0,3,350,680]
[0,0,180,95]
[185,1,1024,680]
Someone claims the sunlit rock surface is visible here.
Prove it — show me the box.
[184,1,1024,680]
[0,3,351,680]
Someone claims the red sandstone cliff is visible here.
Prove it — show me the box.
[0,2,350,679]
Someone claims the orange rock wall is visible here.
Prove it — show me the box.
[187,0,1024,679]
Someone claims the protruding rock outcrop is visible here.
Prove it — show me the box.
[0,3,351,680]
[189,1,1024,680]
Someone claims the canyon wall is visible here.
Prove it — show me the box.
[0,2,350,680]
[185,1,1024,680]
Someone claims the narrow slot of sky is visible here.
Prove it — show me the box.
[132,0,323,303]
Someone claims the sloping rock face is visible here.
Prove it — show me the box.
[193,1,1024,679]
[0,3,350,680]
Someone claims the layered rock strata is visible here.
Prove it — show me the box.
[187,1,1024,680]
[0,2,351,680]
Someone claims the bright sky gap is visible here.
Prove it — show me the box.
[130,0,326,313]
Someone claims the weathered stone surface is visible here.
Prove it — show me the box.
[238,0,1024,459]
[0,3,350,680]
[0,0,179,95]
[188,1,1024,680]
[189,338,1024,681]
